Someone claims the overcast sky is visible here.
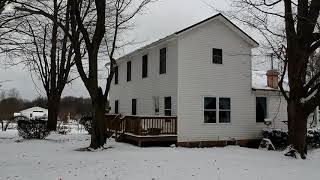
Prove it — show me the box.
[1,0,268,100]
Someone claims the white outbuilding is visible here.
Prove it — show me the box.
[14,107,48,120]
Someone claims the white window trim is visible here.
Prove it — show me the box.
[164,96,172,116]
[203,96,231,125]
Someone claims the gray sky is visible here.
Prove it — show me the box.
[1,0,267,100]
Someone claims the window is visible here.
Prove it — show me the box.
[142,55,148,78]
[219,98,231,123]
[153,96,160,115]
[204,97,231,123]
[256,97,267,122]
[127,61,131,82]
[132,99,137,115]
[114,66,118,84]
[160,48,166,74]
[212,48,222,64]
[115,100,119,114]
[164,96,171,116]
[204,97,216,123]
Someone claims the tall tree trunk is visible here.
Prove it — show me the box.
[47,94,61,131]
[89,88,106,149]
[287,100,308,159]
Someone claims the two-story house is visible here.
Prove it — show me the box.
[109,13,288,147]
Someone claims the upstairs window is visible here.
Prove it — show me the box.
[115,100,119,114]
[160,48,167,74]
[142,55,148,78]
[127,61,131,82]
[114,66,118,84]
[212,48,222,64]
[164,96,172,116]
[132,99,137,115]
[256,97,267,122]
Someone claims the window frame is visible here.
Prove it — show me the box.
[142,54,148,78]
[127,61,131,82]
[159,48,167,74]
[212,48,223,64]
[114,66,118,85]
[153,96,160,115]
[204,97,217,123]
[203,97,231,124]
[115,100,119,114]
[256,97,268,123]
[218,97,231,124]
[132,99,137,115]
[164,96,172,116]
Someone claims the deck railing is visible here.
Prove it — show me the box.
[105,114,177,136]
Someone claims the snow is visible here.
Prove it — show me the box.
[1,131,320,180]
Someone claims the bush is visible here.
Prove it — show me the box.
[262,128,320,149]
[17,119,50,139]
[79,116,92,134]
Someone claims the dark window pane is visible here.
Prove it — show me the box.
[142,55,148,78]
[256,97,267,122]
[132,99,137,115]
[204,97,216,109]
[160,48,166,74]
[114,66,118,84]
[115,100,119,114]
[127,61,131,82]
[219,111,230,123]
[164,96,171,109]
[219,98,230,110]
[204,111,216,123]
[165,110,171,116]
[212,48,222,64]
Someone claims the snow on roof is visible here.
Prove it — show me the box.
[20,106,48,113]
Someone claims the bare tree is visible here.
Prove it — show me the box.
[3,0,77,131]
[229,0,320,158]
[68,0,152,149]
[8,0,152,148]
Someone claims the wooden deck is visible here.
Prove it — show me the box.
[105,114,177,146]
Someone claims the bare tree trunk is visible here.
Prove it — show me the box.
[47,94,61,131]
[90,88,106,149]
[288,100,308,158]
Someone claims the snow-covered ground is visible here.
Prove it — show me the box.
[0,131,319,180]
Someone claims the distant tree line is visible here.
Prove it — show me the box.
[0,88,93,123]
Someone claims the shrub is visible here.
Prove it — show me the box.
[17,119,50,139]
[79,116,92,134]
[262,128,320,149]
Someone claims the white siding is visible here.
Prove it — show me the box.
[254,91,288,131]
[176,18,277,142]
[109,40,178,116]
[109,15,289,143]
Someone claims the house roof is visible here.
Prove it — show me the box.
[20,106,48,113]
[117,13,259,61]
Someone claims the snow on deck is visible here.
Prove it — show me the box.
[0,131,319,180]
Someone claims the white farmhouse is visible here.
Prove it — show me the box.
[109,13,289,147]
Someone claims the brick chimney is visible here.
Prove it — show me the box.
[266,69,279,89]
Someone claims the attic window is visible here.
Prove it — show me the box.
[212,48,222,64]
